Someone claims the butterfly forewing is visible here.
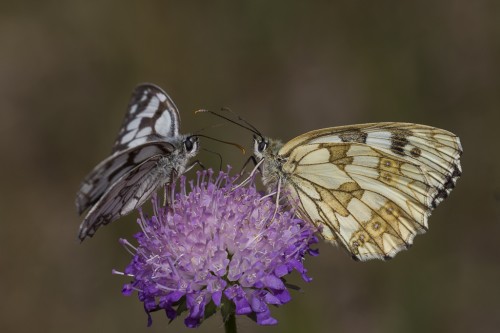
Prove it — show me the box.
[112,83,180,153]
[273,123,462,261]
[281,123,462,208]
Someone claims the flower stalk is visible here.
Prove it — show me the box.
[224,313,237,333]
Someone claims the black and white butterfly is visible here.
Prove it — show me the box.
[76,83,200,240]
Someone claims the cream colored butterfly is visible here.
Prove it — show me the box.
[244,122,462,261]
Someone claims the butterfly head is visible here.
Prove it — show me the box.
[253,135,283,161]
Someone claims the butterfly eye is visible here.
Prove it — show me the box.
[258,140,267,152]
[184,137,197,152]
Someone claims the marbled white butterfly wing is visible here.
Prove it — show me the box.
[76,142,175,215]
[112,83,180,153]
[260,123,462,261]
[78,152,172,240]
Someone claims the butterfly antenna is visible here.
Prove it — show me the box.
[195,134,246,155]
[220,107,262,137]
[195,109,261,137]
[192,122,225,135]
[202,148,223,171]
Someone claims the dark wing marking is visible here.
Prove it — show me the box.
[75,141,174,215]
[112,83,180,153]
[78,155,169,241]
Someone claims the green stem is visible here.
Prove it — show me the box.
[224,313,237,333]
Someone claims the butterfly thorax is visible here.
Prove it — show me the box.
[254,137,287,192]
[157,135,199,184]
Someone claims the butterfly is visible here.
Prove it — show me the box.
[239,122,462,261]
[76,83,200,241]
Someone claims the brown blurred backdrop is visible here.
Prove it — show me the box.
[1,1,499,332]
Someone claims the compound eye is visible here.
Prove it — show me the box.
[258,140,267,152]
[185,137,195,151]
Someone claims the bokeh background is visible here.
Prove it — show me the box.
[1,1,499,332]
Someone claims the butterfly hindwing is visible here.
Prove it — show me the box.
[76,142,175,215]
[78,154,167,240]
[112,83,180,153]
[285,143,429,260]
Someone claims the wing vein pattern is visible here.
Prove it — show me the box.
[278,122,462,260]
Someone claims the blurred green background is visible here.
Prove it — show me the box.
[1,1,499,332]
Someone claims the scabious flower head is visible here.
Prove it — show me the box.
[114,168,318,328]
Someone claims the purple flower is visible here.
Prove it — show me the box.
[114,168,318,328]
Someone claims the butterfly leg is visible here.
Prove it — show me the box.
[163,169,179,207]
[201,148,223,171]
[232,158,265,191]
[239,156,261,176]
[163,185,172,207]
[232,156,260,189]
[184,160,206,173]
[257,177,282,226]
[270,177,282,224]
[162,160,205,206]
[259,191,278,201]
